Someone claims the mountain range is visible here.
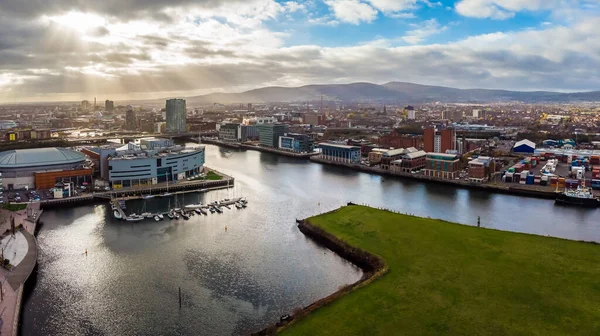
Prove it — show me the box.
[181,82,600,105]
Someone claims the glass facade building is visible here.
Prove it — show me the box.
[166,99,187,133]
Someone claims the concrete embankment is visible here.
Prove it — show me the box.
[37,167,234,209]
[310,156,558,200]
[251,212,388,335]
[200,139,319,158]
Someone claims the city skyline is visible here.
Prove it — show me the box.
[1,0,600,103]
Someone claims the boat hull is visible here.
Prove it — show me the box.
[555,193,598,207]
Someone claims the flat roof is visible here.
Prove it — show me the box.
[320,143,360,149]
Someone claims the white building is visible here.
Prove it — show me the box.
[407,109,416,120]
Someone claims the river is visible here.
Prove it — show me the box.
[21,144,600,335]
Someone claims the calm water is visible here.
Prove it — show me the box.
[22,145,600,335]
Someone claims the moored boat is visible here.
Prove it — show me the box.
[555,185,598,207]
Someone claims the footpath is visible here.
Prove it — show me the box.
[0,203,41,336]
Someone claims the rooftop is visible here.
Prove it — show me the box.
[320,143,360,149]
[0,148,86,168]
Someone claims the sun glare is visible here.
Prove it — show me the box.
[44,11,106,34]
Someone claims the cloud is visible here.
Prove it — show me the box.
[324,0,378,24]
[453,0,593,20]
[402,18,447,44]
[1,1,600,102]
[365,0,417,13]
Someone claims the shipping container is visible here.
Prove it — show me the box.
[591,179,600,190]
[526,175,535,185]
[520,179,527,185]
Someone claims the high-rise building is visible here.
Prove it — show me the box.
[257,124,288,147]
[166,99,187,132]
[125,107,136,130]
[105,100,114,112]
[81,100,91,111]
[423,127,456,153]
[406,106,416,120]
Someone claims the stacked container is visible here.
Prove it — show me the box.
[541,175,549,186]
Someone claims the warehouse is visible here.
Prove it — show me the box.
[513,139,536,154]
[0,147,92,189]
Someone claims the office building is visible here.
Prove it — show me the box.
[108,141,205,188]
[81,100,91,111]
[468,156,493,183]
[278,133,314,153]
[125,108,136,131]
[257,124,288,147]
[154,122,166,133]
[219,123,241,142]
[105,100,114,112]
[166,99,187,133]
[424,127,456,153]
[319,143,361,164]
[303,114,325,125]
[390,149,427,173]
[424,153,460,179]
[0,148,92,189]
[406,106,416,120]
[442,110,463,121]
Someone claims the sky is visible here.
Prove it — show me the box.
[1,0,600,103]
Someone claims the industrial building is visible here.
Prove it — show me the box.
[278,133,314,153]
[513,139,536,154]
[107,140,205,188]
[257,124,288,147]
[318,143,361,164]
[0,148,92,189]
[424,153,460,179]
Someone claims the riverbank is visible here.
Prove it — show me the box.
[310,156,558,200]
[0,203,41,336]
[200,139,319,158]
[30,167,234,209]
[271,205,600,335]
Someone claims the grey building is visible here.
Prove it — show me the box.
[257,124,288,147]
[105,100,114,112]
[125,108,136,130]
[166,99,187,132]
[219,123,240,142]
[108,146,205,188]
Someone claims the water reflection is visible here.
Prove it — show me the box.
[22,144,600,336]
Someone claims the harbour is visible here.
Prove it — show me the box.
[20,145,600,336]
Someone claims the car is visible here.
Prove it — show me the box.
[104,187,111,191]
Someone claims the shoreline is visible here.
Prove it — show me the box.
[254,204,600,335]
[200,139,319,158]
[309,156,559,200]
[0,203,42,336]
[251,206,388,335]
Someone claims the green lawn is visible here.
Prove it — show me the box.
[282,205,600,336]
[191,171,222,181]
[2,203,27,212]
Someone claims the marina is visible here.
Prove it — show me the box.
[111,189,248,222]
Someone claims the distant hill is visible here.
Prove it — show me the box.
[181,82,600,104]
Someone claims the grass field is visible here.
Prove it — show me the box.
[282,205,600,336]
[2,204,27,212]
[191,171,223,181]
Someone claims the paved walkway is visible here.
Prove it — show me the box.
[0,203,40,336]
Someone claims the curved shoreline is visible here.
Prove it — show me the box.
[251,206,388,335]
